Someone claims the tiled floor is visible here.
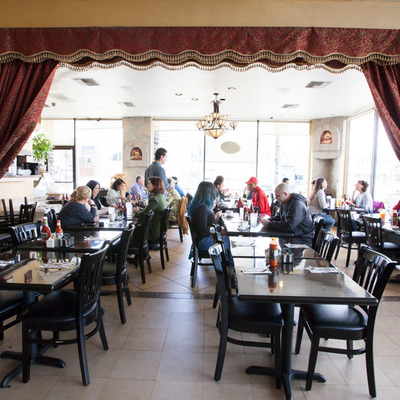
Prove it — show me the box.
[1,228,400,399]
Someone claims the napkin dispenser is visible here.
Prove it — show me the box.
[56,234,74,247]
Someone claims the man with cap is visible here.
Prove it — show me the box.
[245,177,271,216]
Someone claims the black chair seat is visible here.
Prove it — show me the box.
[341,231,366,241]
[229,298,283,333]
[22,291,97,330]
[382,242,400,252]
[0,290,24,318]
[101,261,118,278]
[301,304,367,339]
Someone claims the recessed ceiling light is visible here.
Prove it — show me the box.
[191,98,198,101]
[175,93,182,96]
[118,102,135,108]
[228,87,236,90]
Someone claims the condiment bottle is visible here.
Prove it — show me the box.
[237,197,243,208]
[243,205,249,221]
[392,209,398,226]
[269,237,279,268]
[41,216,51,244]
[56,220,63,239]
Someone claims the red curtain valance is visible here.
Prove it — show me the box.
[1,27,400,67]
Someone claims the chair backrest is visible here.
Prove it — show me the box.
[353,246,396,317]
[362,215,384,251]
[312,216,325,249]
[115,227,134,273]
[9,222,41,246]
[45,208,58,232]
[76,244,109,315]
[18,203,37,224]
[186,213,199,250]
[336,209,354,237]
[137,210,154,246]
[1,199,9,219]
[315,231,340,262]
[159,206,172,239]
[209,243,231,313]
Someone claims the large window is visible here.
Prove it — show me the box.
[345,111,374,198]
[75,120,122,188]
[258,122,310,194]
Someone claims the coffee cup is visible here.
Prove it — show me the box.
[109,213,116,222]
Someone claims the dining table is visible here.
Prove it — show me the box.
[14,230,122,253]
[234,256,378,400]
[223,213,295,238]
[0,249,82,387]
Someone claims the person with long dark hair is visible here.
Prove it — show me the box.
[188,181,230,252]
[134,177,167,243]
[106,178,131,206]
[86,180,107,215]
[308,177,335,231]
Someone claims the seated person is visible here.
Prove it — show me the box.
[58,186,99,229]
[107,178,131,206]
[129,175,148,200]
[214,175,229,205]
[133,177,167,245]
[245,177,271,216]
[264,183,314,246]
[86,180,108,215]
[166,178,181,222]
[308,177,335,231]
[244,184,254,200]
[172,176,185,197]
[350,180,373,213]
[188,181,230,253]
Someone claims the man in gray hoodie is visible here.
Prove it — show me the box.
[264,183,315,246]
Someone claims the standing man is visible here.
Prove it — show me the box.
[145,148,169,191]
[264,183,314,246]
[245,177,271,216]
[129,175,148,200]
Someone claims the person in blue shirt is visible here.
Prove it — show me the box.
[172,176,185,197]
[129,175,148,200]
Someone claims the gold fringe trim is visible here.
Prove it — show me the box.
[58,60,361,74]
[0,49,399,66]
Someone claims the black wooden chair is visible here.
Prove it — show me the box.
[313,231,340,262]
[311,216,325,250]
[9,221,41,246]
[127,211,154,284]
[45,208,58,232]
[336,209,366,267]
[294,246,396,397]
[209,243,283,387]
[101,228,134,324]
[156,206,172,270]
[17,203,37,224]
[186,213,213,288]
[0,290,24,341]
[362,215,400,260]
[21,244,110,386]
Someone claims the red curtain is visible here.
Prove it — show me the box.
[0,60,58,178]
[362,62,400,160]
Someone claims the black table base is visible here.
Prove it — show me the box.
[0,347,66,388]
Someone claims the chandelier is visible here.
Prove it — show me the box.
[196,93,237,139]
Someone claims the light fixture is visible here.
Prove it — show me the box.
[196,93,237,139]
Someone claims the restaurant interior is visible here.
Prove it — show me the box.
[1,1,400,399]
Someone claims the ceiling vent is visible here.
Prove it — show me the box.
[305,81,331,89]
[119,102,135,108]
[43,104,51,108]
[282,104,299,109]
[74,78,99,86]
[50,93,73,102]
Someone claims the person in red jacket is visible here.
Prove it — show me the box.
[245,177,271,216]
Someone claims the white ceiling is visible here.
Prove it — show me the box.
[42,64,375,122]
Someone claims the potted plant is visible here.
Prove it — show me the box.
[32,133,53,171]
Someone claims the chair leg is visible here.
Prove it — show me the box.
[116,276,126,324]
[98,309,109,351]
[179,227,183,242]
[123,274,132,306]
[165,245,169,262]
[159,243,165,270]
[22,323,31,383]
[365,335,377,398]
[346,340,354,359]
[346,244,352,268]
[139,257,146,284]
[334,241,340,260]
[306,335,320,391]
[295,311,305,355]
[0,322,3,341]
[77,321,90,386]
[214,321,229,381]
[190,251,198,288]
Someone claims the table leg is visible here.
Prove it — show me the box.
[246,303,326,400]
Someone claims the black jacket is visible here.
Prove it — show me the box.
[268,193,314,246]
